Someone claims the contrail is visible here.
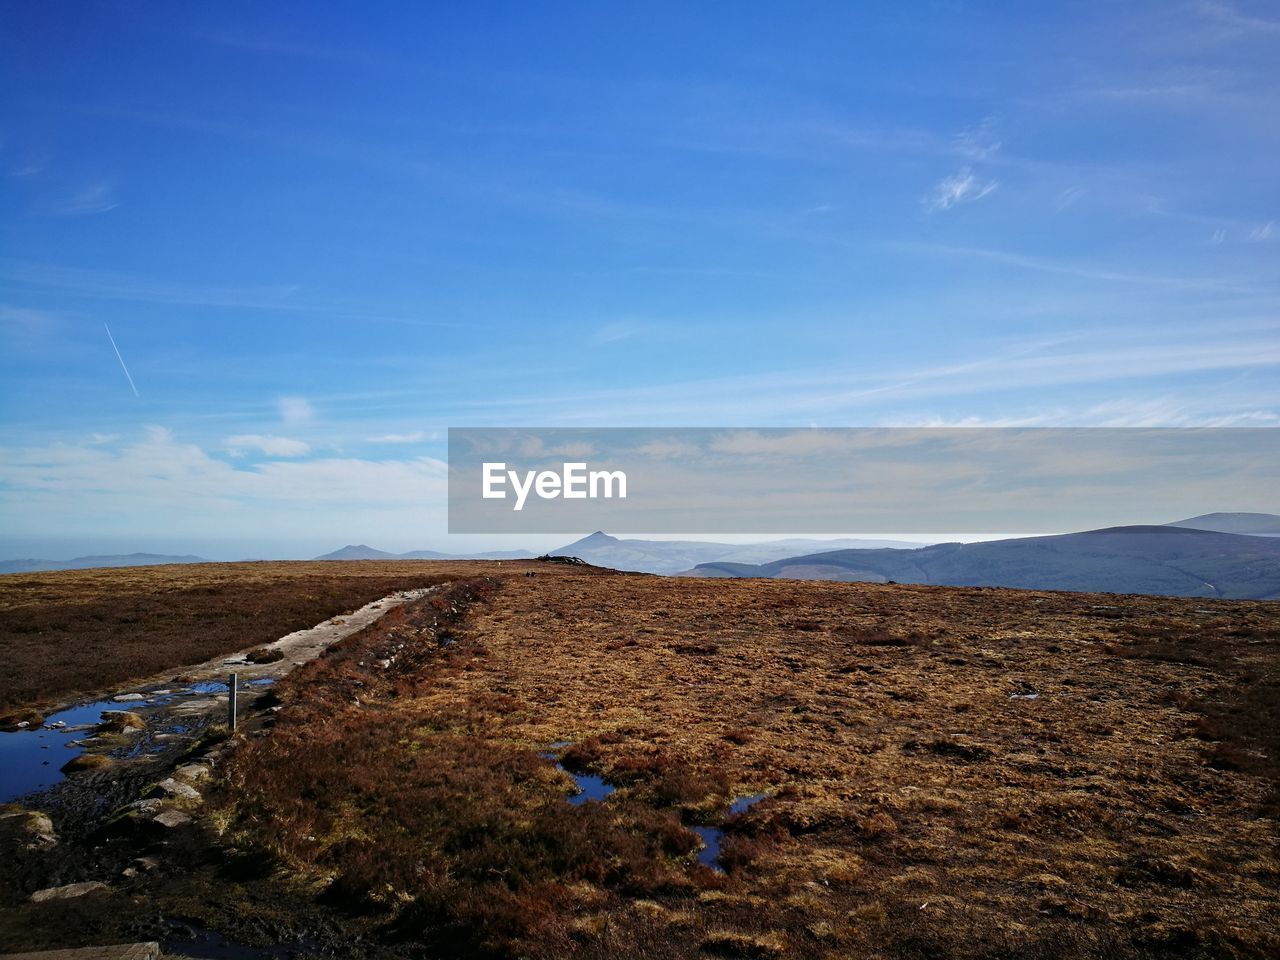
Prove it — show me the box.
[104,322,139,397]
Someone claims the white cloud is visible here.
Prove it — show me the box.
[927,167,998,211]
[47,181,119,216]
[225,434,311,457]
[952,119,1002,160]
[1193,0,1280,36]
[1249,220,1274,241]
[1054,186,1088,212]
[0,429,449,541]
[278,396,314,424]
[590,321,642,345]
[1211,228,1227,244]
[366,431,432,444]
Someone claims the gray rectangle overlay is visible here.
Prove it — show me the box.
[447,428,1278,534]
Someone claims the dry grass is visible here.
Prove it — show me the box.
[0,560,477,713]
[214,568,1280,959]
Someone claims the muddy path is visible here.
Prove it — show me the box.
[0,584,444,833]
[0,577,487,957]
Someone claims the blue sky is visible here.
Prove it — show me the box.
[1,1,1278,557]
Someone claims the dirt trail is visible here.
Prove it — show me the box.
[0,584,447,827]
[145,585,443,721]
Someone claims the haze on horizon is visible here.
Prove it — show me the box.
[1,2,1278,557]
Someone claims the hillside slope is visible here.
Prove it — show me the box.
[695,526,1280,599]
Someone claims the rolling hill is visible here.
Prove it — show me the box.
[313,544,533,562]
[1167,512,1280,536]
[546,531,921,574]
[692,525,1280,599]
[0,553,209,575]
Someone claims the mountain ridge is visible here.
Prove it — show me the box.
[691,525,1280,599]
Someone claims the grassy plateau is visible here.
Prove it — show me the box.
[0,560,1276,959]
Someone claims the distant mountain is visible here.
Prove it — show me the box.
[692,526,1280,599]
[0,553,209,575]
[313,544,532,562]
[314,544,407,561]
[1167,512,1280,536]
[549,531,922,575]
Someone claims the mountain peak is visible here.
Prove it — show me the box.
[314,544,399,561]
[556,531,619,552]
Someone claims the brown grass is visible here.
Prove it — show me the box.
[0,560,473,713]
[208,569,1280,959]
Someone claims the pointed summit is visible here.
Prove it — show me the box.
[554,531,618,553]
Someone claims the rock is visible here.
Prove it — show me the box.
[152,809,191,828]
[170,698,220,713]
[133,856,159,872]
[112,693,146,702]
[0,809,57,848]
[126,798,164,817]
[47,720,67,729]
[21,812,57,847]
[173,763,212,783]
[152,778,201,801]
[30,880,107,902]
[16,721,30,729]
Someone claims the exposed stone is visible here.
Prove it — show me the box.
[151,809,191,828]
[111,694,145,702]
[152,778,201,802]
[0,942,158,960]
[124,798,163,818]
[173,763,211,783]
[0,809,57,848]
[29,881,107,902]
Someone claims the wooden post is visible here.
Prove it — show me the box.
[228,672,238,731]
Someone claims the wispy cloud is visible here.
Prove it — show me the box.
[1054,186,1088,212]
[225,434,311,457]
[278,396,314,425]
[952,118,1002,160]
[47,181,119,216]
[590,321,643,345]
[927,167,998,211]
[892,240,1275,294]
[366,431,432,444]
[1192,0,1280,37]
[0,258,467,328]
[0,305,56,333]
[1249,220,1274,241]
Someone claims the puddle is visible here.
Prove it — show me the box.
[0,675,274,804]
[164,920,319,960]
[540,743,616,805]
[565,770,615,805]
[692,793,768,873]
[0,699,119,802]
[186,680,230,694]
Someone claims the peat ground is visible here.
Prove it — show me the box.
[0,562,1276,958]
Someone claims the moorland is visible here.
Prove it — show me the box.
[0,560,1276,959]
